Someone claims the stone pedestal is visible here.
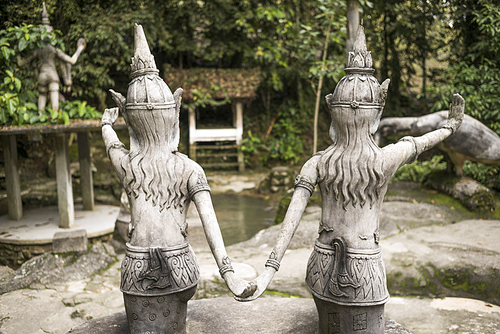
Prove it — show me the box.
[65,297,415,334]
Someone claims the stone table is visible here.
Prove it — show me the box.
[0,118,126,227]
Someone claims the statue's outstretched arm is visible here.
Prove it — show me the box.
[237,159,318,301]
[17,52,36,67]
[191,185,256,299]
[387,94,465,169]
[56,38,86,65]
[102,107,128,181]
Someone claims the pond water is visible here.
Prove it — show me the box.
[210,194,277,246]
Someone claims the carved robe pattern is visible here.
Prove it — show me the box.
[121,243,200,296]
[306,239,389,306]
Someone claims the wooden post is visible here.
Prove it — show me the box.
[2,135,22,221]
[78,132,94,211]
[188,107,197,161]
[235,101,245,171]
[54,134,75,228]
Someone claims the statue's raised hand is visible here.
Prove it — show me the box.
[234,267,276,302]
[444,93,465,133]
[223,272,257,299]
[102,107,119,126]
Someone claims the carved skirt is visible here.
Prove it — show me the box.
[305,239,389,306]
[121,242,200,297]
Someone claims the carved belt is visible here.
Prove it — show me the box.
[121,242,200,296]
[306,239,389,306]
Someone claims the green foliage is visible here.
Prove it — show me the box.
[428,0,500,135]
[392,155,447,183]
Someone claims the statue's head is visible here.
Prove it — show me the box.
[319,26,390,209]
[41,2,53,33]
[120,24,185,212]
[325,25,390,142]
[125,24,181,153]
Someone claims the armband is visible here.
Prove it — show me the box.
[265,250,280,271]
[219,256,234,277]
[188,176,211,198]
[399,136,420,163]
[294,175,315,195]
[106,141,126,157]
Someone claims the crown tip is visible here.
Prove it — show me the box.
[130,24,158,76]
[42,2,51,26]
[346,24,372,69]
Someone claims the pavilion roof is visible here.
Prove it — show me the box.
[163,66,262,101]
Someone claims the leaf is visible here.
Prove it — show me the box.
[18,38,27,52]
[78,101,87,117]
[7,98,17,115]
[14,78,21,92]
[62,111,70,125]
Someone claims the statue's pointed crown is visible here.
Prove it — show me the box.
[346,25,373,72]
[126,24,175,110]
[130,24,159,78]
[41,2,53,30]
[327,24,388,109]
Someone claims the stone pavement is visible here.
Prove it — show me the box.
[1,182,500,333]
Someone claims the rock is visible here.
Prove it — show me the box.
[424,171,495,212]
[53,229,88,254]
[66,298,415,334]
[0,242,117,294]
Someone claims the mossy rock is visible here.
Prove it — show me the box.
[424,170,495,213]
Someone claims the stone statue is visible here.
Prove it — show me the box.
[101,24,255,334]
[374,111,500,176]
[239,26,465,334]
[17,3,86,113]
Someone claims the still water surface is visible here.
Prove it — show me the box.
[211,194,276,246]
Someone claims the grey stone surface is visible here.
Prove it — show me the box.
[0,186,499,333]
[0,242,116,294]
[52,228,88,253]
[66,298,415,334]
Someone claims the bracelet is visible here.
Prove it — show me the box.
[294,175,315,196]
[219,256,234,277]
[265,250,280,271]
[265,259,280,271]
[102,121,112,127]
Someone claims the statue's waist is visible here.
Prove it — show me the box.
[121,242,200,296]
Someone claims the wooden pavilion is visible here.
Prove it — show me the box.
[164,66,261,171]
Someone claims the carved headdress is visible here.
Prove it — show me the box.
[327,25,390,135]
[319,25,390,209]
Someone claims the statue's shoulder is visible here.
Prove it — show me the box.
[174,152,207,183]
[299,154,321,185]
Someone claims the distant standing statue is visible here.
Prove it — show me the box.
[240,26,464,334]
[101,24,255,334]
[17,2,86,113]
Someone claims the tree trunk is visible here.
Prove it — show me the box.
[346,0,360,62]
[313,24,332,154]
